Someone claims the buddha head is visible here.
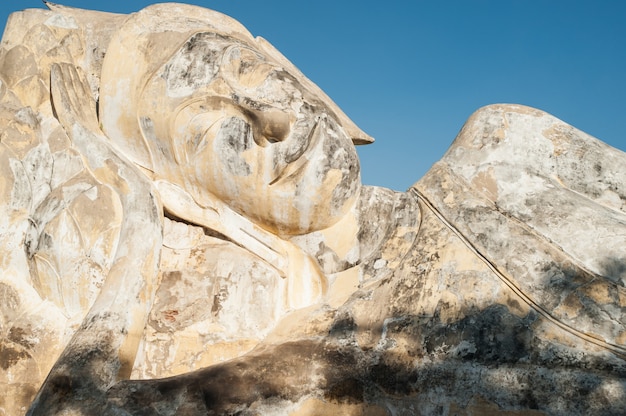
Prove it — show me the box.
[99,3,373,235]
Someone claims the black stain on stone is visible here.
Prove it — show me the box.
[0,325,36,370]
[328,313,356,338]
[8,326,35,349]
[0,343,30,370]
[324,377,364,404]
[369,359,417,395]
[215,117,252,176]
[424,304,536,363]
[599,256,626,286]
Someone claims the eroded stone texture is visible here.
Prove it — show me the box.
[0,3,624,416]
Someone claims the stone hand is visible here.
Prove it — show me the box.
[51,63,100,138]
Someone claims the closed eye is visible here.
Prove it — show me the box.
[222,46,274,89]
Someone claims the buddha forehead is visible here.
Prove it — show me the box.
[158,31,283,100]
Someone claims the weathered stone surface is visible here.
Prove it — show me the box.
[0,3,624,416]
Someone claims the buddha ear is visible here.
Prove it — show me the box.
[155,179,327,309]
[155,179,221,232]
[155,179,291,277]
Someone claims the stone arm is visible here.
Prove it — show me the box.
[27,63,163,415]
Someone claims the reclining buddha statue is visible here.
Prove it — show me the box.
[0,3,624,415]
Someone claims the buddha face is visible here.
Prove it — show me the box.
[139,33,361,235]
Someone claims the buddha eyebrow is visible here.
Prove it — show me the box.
[230,94,267,111]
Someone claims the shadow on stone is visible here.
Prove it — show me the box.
[102,301,626,415]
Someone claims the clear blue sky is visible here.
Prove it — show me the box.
[2,1,625,191]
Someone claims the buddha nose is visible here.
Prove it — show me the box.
[239,104,291,145]
[258,109,291,143]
